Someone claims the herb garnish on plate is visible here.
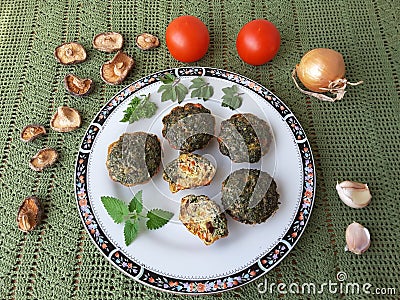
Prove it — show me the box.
[101,191,174,246]
[120,94,158,124]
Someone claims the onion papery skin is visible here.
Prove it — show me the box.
[296,48,346,92]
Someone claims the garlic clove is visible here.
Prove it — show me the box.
[345,222,371,255]
[336,180,371,209]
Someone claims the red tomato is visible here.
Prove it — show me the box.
[166,15,210,63]
[236,19,281,66]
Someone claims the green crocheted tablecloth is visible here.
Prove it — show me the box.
[1,0,399,299]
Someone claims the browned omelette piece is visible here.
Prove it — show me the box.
[162,153,216,193]
[106,132,161,187]
[162,103,215,153]
[179,195,228,245]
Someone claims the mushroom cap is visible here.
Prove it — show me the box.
[100,51,134,85]
[54,42,87,65]
[17,196,43,232]
[20,124,46,142]
[93,32,124,53]
[50,106,82,132]
[64,74,94,96]
[136,33,160,50]
[29,148,59,171]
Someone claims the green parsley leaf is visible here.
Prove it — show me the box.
[124,219,139,246]
[202,85,213,100]
[120,94,158,124]
[128,191,143,213]
[159,73,175,84]
[120,97,140,123]
[189,77,206,88]
[222,84,238,96]
[101,196,130,224]
[189,77,214,101]
[221,85,243,110]
[146,209,174,230]
[175,83,189,103]
[157,74,188,103]
[191,87,202,99]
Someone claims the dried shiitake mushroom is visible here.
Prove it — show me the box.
[136,33,160,50]
[64,74,94,96]
[54,42,87,65]
[93,32,124,53]
[20,125,46,142]
[17,196,43,232]
[100,51,134,85]
[29,148,59,171]
[50,106,82,132]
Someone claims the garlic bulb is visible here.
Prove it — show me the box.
[345,222,371,255]
[336,180,371,208]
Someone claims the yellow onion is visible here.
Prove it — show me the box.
[292,48,363,102]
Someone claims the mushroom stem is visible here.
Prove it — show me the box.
[72,77,85,89]
[37,154,44,164]
[65,48,73,57]
[21,215,31,231]
[103,36,114,43]
[114,63,125,76]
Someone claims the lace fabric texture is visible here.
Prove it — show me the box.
[0,0,399,299]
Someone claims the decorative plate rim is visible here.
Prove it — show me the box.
[74,67,316,295]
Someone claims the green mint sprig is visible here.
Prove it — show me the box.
[120,94,158,124]
[101,191,174,246]
[221,85,243,110]
[189,77,214,100]
[157,73,188,103]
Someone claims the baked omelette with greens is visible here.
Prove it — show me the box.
[221,168,280,224]
[179,195,228,245]
[106,132,161,187]
[163,153,216,193]
[162,103,215,153]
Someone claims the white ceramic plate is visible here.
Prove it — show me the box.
[75,67,315,294]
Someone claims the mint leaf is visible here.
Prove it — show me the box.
[120,94,157,124]
[101,192,174,246]
[124,219,139,246]
[146,209,174,230]
[221,85,243,110]
[189,77,214,101]
[101,196,129,224]
[129,191,143,213]
[157,74,188,103]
